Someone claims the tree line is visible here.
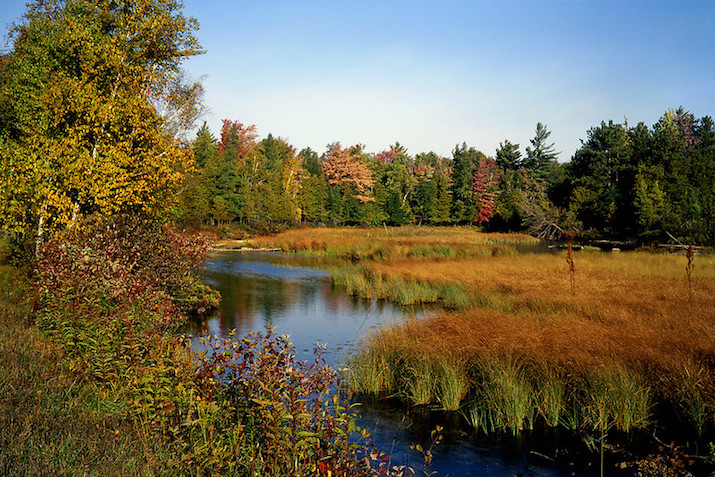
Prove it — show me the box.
[179,110,714,244]
[0,1,712,248]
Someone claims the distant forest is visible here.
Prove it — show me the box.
[179,108,714,244]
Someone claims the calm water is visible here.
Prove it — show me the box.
[186,251,591,477]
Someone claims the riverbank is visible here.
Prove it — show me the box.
[0,221,392,476]
[251,226,715,475]
[0,265,177,476]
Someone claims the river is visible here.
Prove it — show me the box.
[182,251,593,477]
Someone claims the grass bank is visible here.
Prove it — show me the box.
[0,265,176,476]
[251,227,533,309]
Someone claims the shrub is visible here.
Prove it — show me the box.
[193,328,374,476]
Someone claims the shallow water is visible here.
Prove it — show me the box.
[185,251,591,477]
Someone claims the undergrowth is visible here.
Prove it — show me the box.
[2,219,441,476]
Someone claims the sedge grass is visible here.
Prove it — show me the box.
[471,355,535,435]
[435,356,471,411]
[533,364,566,428]
[581,365,652,433]
[347,344,399,395]
[257,228,715,437]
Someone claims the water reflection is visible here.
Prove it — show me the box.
[183,251,417,363]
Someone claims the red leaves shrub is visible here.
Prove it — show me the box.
[193,328,374,475]
[33,215,217,379]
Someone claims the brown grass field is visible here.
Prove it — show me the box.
[252,227,715,435]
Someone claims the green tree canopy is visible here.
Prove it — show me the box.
[495,139,522,171]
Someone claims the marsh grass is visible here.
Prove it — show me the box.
[348,343,399,395]
[256,227,715,441]
[534,364,566,428]
[327,263,471,309]
[252,226,534,262]
[406,359,439,405]
[581,366,652,433]
[434,357,471,411]
[675,363,713,436]
[469,355,535,434]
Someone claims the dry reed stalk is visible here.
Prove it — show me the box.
[686,244,694,305]
[566,243,576,296]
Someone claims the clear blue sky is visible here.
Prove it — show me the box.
[3,0,714,161]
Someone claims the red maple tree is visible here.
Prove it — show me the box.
[217,119,259,160]
[472,157,500,223]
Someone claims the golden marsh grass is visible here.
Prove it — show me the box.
[255,227,715,434]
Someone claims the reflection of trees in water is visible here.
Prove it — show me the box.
[194,255,421,349]
[298,277,321,310]
[216,271,316,332]
[213,271,255,334]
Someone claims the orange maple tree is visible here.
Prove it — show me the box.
[321,144,375,202]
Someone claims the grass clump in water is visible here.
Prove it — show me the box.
[581,366,652,433]
[468,355,535,435]
[436,356,471,411]
[347,342,399,395]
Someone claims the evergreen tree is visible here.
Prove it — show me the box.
[495,140,522,171]
[525,123,559,185]
[565,120,632,236]
[178,124,216,225]
[450,143,485,223]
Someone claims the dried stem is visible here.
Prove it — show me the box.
[566,243,576,297]
[686,244,695,305]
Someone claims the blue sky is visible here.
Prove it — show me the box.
[3,1,714,161]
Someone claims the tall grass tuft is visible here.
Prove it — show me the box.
[677,363,712,436]
[406,358,439,405]
[533,364,566,428]
[348,344,399,395]
[436,356,470,411]
[582,366,651,433]
[469,355,535,435]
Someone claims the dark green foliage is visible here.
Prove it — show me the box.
[491,169,527,230]
[450,143,486,223]
[524,122,559,185]
[259,133,294,172]
[496,139,522,171]
[562,108,715,243]
[298,173,330,223]
[300,147,322,176]
[563,120,634,236]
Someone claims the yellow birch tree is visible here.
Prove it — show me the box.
[0,0,203,252]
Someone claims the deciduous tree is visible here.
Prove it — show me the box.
[472,158,500,224]
[321,143,375,203]
[0,0,203,252]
